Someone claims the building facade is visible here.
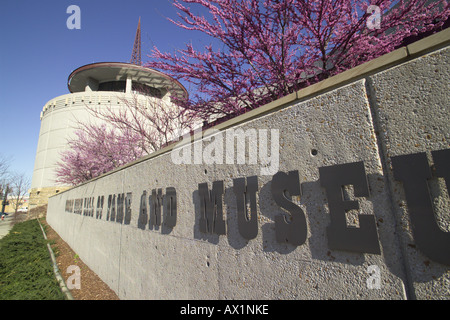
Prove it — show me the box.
[29,62,187,209]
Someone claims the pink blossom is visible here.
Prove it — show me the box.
[148,0,449,119]
[57,0,449,185]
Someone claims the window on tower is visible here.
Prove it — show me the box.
[132,82,162,98]
[98,81,127,93]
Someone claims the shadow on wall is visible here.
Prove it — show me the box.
[191,169,449,284]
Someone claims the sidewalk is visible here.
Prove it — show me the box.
[0,213,15,240]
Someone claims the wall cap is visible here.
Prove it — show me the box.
[51,28,450,196]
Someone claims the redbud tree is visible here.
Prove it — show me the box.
[56,0,449,185]
[55,124,147,186]
[55,92,195,186]
[149,0,449,119]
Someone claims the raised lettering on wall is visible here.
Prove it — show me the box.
[271,171,307,246]
[198,181,226,235]
[233,176,258,240]
[150,189,163,227]
[392,149,450,265]
[164,187,177,228]
[319,161,381,254]
[138,191,148,230]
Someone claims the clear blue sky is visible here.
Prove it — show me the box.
[0,0,210,184]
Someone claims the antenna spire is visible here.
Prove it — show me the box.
[130,17,142,65]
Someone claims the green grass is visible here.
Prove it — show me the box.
[0,219,66,300]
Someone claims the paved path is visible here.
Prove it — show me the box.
[0,213,15,240]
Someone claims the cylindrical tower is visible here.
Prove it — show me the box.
[29,62,187,209]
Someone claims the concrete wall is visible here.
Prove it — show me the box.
[47,29,450,300]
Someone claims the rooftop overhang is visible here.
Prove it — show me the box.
[67,62,188,99]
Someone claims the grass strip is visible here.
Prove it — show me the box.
[0,219,66,300]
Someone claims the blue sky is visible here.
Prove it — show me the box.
[0,0,210,183]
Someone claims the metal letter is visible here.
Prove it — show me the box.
[106,196,111,220]
[198,181,226,235]
[106,195,114,221]
[116,193,124,223]
[138,191,148,230]
[432,149,450,193]
[149,189,162,227]
[89,197,94,217]
[271,171,307,246]
[110,195,116,222]
[233,176,258,240]
[96,196,103,219]
[124,192,132,225]
[319,161,381,254]
[164,187,177,228]
[392,150,450,265]
[83,198,88,216]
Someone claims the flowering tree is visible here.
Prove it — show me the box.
[149,0,449,119]
[55,124,147,185]
[55,92,197,186]
[86,90,198,153]
[56,0,449,185]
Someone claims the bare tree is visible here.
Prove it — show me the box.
[9,172,31,215]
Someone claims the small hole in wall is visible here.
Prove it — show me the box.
[205,169,207,174]
[311,149,318,156]
[206,261,210,267]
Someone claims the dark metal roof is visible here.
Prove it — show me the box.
[67,62,188,99]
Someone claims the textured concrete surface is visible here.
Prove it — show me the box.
[367,46,450,299]
[47,42,449,300]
